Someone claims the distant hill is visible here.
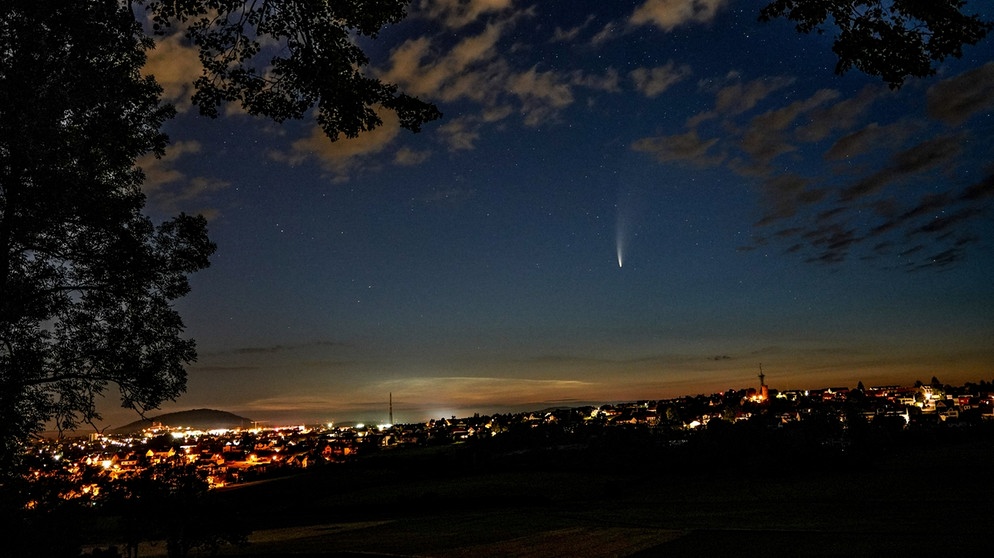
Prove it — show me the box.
[110,409,253,434]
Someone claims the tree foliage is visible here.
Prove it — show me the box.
[760,0,993,87]
[0,448,105,557]
[103,464,248,558]
[138,0,442,140]
[0,0,214,472]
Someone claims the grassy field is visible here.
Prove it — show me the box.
[176,437,994,557]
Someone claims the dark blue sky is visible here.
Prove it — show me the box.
[112,0,994,427]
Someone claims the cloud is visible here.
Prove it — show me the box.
[552,14,597,42]
[639,63,991,269]
[268,110,402,180]
[907,247,968,271]
[739,89,840,168]
[378,7,618,143]
[380,24,507,102]
[137,141,229,216]
[142,32,201,111]
[713,76,795,116]
[202,341,348,358]
[482,104,515,122]
[631,130,723,167]
[571,68,622,93]
[239,395,342,413]
[959,170,994,201]
[912,207,983,236]
[800,224,860,264]
[630,62,693,97]
[754,174,825,226]
[926,61,994,125]
[687,75,795,127]
[591,21,621,45]
[796,85,885,143]
[416,0,514,28]
[839,134,962,202]
[438,116,483,151]
[629,0,728,31]
[139,140,202,189]
[508,66,575,126]
[868,192,951,237]
[823,122,913,161]
[394,147,433,166]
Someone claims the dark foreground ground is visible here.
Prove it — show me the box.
[188,435,994,557]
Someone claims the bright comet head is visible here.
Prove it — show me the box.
[616,229,625,268]
[615,202,626,269]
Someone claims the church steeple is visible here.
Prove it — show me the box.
[757,364,768,401]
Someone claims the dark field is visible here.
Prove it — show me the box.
[191,438,994,557]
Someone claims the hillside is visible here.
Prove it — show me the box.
[110,408,253,434]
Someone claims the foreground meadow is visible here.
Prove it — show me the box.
[182,434,994,557]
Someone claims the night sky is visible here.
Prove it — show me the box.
[106,0,994,427]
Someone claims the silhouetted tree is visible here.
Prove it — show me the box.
[103,464,248,558]
[0,0,213,475]
[664,406,681,428]
[760,0,993,87]
[850,381,866,402]
[0,455,99,557]
[1,0,441,474]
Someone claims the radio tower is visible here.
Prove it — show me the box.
[389,392,393,425]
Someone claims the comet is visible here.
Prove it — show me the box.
[615,206,626,268]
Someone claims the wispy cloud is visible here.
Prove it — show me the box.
[379,23,509,103]
[738,88,841,172]
[631,130,723,167]
[632,64,991,269]
[267,110,402,182]
[137,141,229,218]
[630,62,693,97]
[437,116,483,151]
[838,134,962,202]
[508,66,575,126]
[823,121,912,161]
[688,75,795,128]
[754,174,825,226]
[926,61,994,125]
[552,14,597,42]
[394,147,433,166]
[629,0,728,32]
[202,341,348,358]
[415,0,515,29]
[142,32,200,111]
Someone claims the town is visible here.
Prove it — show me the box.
[26,375,994,494]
